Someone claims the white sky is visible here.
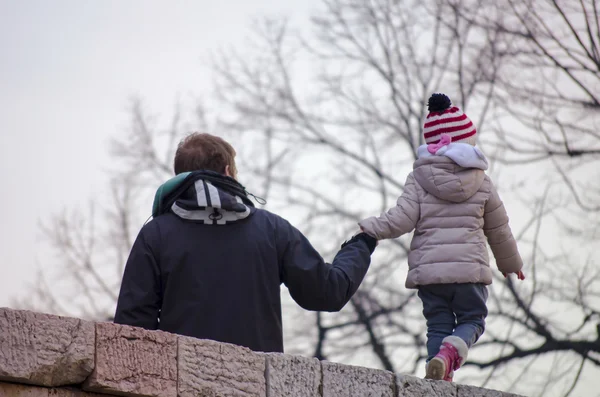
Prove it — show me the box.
[0,0,316,305]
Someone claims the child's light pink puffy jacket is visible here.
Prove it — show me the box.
[359,147,523,289]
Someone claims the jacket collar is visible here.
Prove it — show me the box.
[416,142,488,170]
[152,170,258,224]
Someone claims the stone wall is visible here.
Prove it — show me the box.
[0,308,522,397]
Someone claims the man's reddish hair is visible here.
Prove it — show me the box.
[173,132,237,176]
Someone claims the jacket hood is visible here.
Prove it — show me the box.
[413,143,488,203]
[152,170,256,224]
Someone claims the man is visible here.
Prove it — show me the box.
[114,132,377,353]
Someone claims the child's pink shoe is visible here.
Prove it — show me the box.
[425,364,454,381]
[425,336,468,381]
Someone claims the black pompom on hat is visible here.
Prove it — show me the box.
[427,93,452,113]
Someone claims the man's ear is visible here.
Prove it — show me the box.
[225,164,238,180]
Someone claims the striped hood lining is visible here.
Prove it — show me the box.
[171,179,252,225]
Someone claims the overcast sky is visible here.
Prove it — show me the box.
[0,0,316,306]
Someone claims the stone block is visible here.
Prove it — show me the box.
[0,382,109,397]
[396,374,458,397]
[0,382,49,397]
[457,384,504,397]
[264,353,320,397]
[83,323,177,397]
[321,361,394,397]
[49,388,106,397]
[178,337,266,397]
[0,308,95,387]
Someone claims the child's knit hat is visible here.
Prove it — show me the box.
[423,93,477,146]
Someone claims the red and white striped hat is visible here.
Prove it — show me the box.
[423,93,477,146]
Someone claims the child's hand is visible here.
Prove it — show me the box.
[356,225,379,247]
[502,271,525,280]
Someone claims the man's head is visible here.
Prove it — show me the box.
[173,132,238,178]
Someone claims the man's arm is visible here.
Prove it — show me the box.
[277,218,376,312]
[113,223,161,329]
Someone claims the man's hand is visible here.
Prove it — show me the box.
[343,232,378,252]
[502,270,525,280]
[355,228,379,246]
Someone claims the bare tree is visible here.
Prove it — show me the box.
[457,0,600,209]
[23,0,599,396]
[210,0,599,395]
[18,101,176,320]
[455,3,600,392]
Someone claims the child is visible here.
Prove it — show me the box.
[358,93,525,382]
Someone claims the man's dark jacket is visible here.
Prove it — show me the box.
[114,171,376,353]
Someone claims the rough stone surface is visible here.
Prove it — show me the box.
[264,353,320,397]
[0,307,524,397]
[49,388,106,397]
[178,336,266,397]
[0,382,105,397]
[0,382,49,397]
[0,308,95,387]
[322,361,394,397]
[83,322,177,397]
[457,384,504,397]
[397,375,458,397]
